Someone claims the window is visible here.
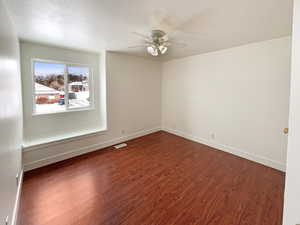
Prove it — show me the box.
[33,60,93,115]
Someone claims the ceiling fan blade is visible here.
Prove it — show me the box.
[165,42,187,48]
[149,10,177,33]
[128,45,148,49]
[148,9,214,39]
[145,40,154,44]
[132,31,153,43]
[174,9,214,33]
[132,31,148,38]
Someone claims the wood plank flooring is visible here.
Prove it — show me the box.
[19,131,285,225]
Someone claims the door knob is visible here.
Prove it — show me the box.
[283,128,289,134]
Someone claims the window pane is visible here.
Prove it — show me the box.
[34,62,65,114]
[67,66,90,109]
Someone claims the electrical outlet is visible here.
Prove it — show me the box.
[121,130,125,135]
[114,143,127,149]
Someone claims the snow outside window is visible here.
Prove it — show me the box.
[33,60,93,115]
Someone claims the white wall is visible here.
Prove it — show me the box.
[20,42,105,147]
[22,51,161,170]
[283,1,300,224]
[162,37,291,171]
[0,0,23,224]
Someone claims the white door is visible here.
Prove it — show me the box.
[283,1,300,224]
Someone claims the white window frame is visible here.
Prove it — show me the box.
[31,58,94,115]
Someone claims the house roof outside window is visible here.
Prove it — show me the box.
[35,82,60,95]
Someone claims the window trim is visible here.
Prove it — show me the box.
[31,58,95,116]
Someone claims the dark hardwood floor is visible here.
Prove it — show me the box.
[19,131,285,225]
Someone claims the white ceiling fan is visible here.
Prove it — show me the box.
[129,29,186,56]
[128,9,212,56]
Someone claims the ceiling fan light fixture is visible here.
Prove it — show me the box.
[159,45,168,54]
[131,29,187,57]
[147,45,158,56]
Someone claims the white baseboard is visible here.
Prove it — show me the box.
[163,127,286,172]
[23,127,161,171]
[11,169,23,225]
[23,126,286,172]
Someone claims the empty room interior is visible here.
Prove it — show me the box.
[2,0,300,224]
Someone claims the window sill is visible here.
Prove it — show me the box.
[22,127,108,151]
[32,106,95,116]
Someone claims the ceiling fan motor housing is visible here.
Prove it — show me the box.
[151,30,166,45]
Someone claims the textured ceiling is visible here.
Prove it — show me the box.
[6,0,293,61]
